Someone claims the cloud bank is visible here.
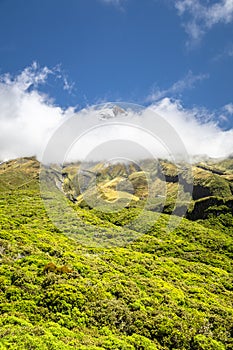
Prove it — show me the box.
[0,64,232,163]
[0,63,74,161]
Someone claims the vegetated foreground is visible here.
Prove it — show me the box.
[0,156,232,350]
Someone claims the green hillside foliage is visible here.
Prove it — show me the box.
[0,157,232,349]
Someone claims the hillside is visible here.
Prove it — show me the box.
[0,157,232,350]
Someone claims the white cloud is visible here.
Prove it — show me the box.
[151,98,233,158]
[0,62,52,91]
[174,0,233,43]
[206,0,233,27]
[224,103,233,115]
[0,63,75,161]
[147,71,208,102]
[0,65,232,162]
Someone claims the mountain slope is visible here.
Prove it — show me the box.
[0,157,232,350]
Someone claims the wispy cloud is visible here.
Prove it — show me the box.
[147,70,208,102]
[213,43,233,61]
[54,64,75,94]
[0,61,52,91]
[215,103,233,125]
[0,62,74,95]
[174,0,233,44]
[99,0,126,9]
[224,103,233,115]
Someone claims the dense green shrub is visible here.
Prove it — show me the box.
[0,158,233,349]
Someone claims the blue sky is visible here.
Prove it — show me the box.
[0,0,233,161]
[0,0,233,115]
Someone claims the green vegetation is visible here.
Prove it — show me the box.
[0,157,232,349]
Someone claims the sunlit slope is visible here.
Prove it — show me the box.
[61,158,233,221]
